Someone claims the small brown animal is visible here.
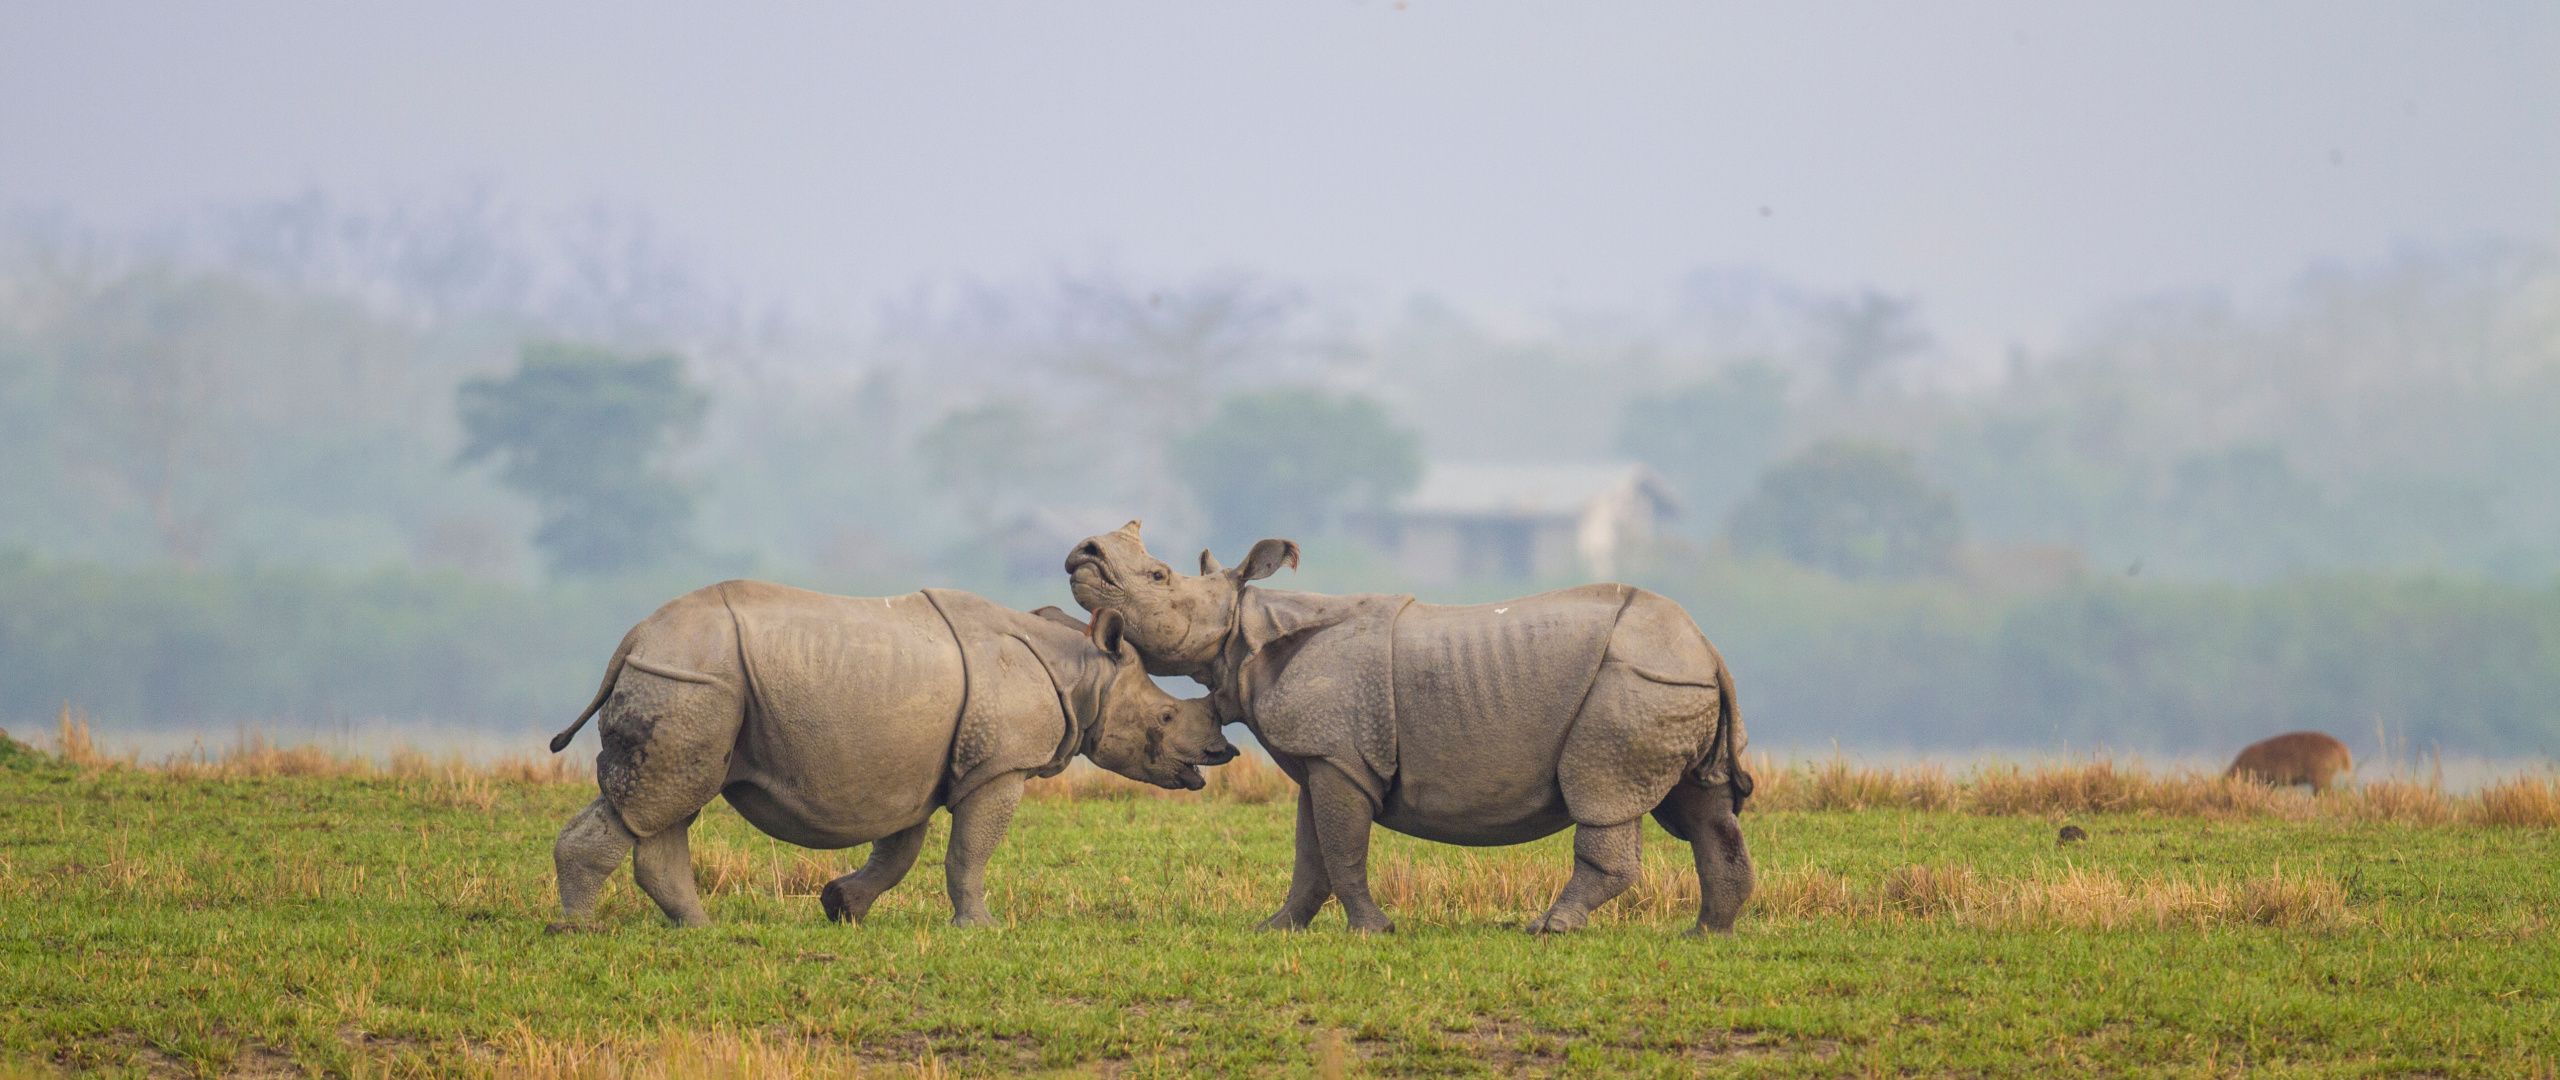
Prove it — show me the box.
[2057,825,2088,846]
[2225,731,2354,792]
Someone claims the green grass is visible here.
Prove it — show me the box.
[4,751,2557,1077]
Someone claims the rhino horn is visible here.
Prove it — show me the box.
[1030,605,1089,633]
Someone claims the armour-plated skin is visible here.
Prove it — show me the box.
[2226,731,2354,792]
[543,580,1233,930]
[1066,522,1755,936]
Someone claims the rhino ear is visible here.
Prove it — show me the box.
[1233,538,1300,583]
[1030,606,1088,633]
[1088,607,1131,659]
[1199,549,1224,576]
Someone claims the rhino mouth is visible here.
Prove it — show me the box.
[1175,763,1207,790]
[1065,546,1112,586]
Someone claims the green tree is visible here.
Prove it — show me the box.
[455,342,707,577]
[914,398,1064,528]
[1810,290,1931,395]
[2160,443,2332,579]
[1615,363,1790,534]
[1172,388,1422,551]
[1728,440,1962,579]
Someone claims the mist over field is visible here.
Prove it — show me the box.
[3,4,2557,762]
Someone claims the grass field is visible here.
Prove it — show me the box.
[6,720,2559,1077]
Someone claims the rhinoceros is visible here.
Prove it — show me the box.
[1065,522,1754,936]
[542,580,1234,930]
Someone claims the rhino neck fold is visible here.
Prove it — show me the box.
[1016,621,1114,774]
[922,590,1100,780]
[1204,587,1396,724]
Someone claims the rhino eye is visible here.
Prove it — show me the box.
[1149,568,1168,582]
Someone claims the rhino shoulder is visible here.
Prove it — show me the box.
[1230,590,1408,806]
[922,589,1084,803]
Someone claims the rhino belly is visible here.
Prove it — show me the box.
[1377,590,1622,845]
[1379,780,1574,846]
[1379,714,1575,845]
[717,591,967,849]
[720,724,950,849]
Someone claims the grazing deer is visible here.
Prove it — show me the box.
[2225,731,2353,792]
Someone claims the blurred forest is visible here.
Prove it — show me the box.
[3,192,2557,756]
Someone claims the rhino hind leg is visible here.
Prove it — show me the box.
[561,667,738,929]
[1656,781,1753,935]
[1526,819,1641,934]
[551,796,638,932]
[631,812,709,928]
[596,667,742,839]
[1556,663,1720,832]
[822,821,929,924]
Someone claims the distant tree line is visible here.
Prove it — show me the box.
[4,551,2553,758]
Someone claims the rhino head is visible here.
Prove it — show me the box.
[1076,605,1238,789]
[1066,520,1299,682]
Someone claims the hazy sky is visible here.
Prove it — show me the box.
[6,3,2556,356]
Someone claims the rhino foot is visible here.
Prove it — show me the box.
[1346,915,1395,935]
[1682,922,1735,938]
[820,881,876,925]
[543,920,598,936]
[1525,910,1589,935]
[949,911,1000,929]
[1256,910,1315,932]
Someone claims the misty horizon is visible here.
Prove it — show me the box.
[7,4,2555,361]
[4,4,2557,760]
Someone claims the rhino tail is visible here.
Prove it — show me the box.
[550,628,639,753]
[1712,650,1752,814]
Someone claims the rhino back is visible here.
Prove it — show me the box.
[1378,585,1626,842]
[718,584,968,847]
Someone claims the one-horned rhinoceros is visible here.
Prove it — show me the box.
[543,580,1234,930]
[1066,522,1755,936]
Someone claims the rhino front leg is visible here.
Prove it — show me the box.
[943,772,1026,928]
[1527,820,1640,934]
[551,797,637,932]
[1256,783,1333,931]
[1308,763,1393,933]
[821,821,928,924]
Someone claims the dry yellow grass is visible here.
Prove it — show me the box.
[1022,750,1294,804]
[1764,862,2352,930]
[1752,754,1956,811]
[473,1025,955,1080]
[1327,851,2353,931]
[52,705,129,771]
[689,840,846,899]
[29,708,2557,828]
[2469,773,2560,827]
[2342,778,2458,825]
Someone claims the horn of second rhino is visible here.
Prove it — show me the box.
[1031,605,1089,633]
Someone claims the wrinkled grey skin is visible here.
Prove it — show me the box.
[1068,522,1753,936]
[543,579,1233,931]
